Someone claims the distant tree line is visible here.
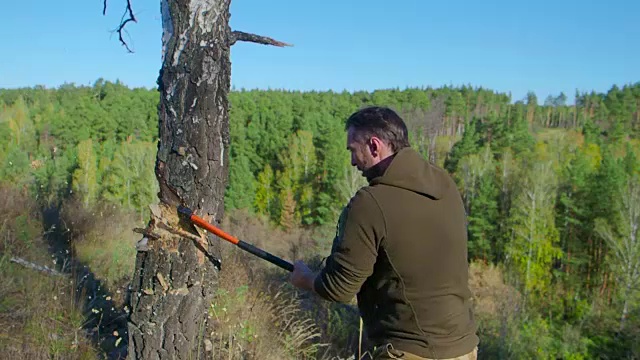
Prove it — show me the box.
[1,80,639,358]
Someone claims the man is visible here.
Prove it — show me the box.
[290,106,479,360]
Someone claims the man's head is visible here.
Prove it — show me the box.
[345,106,410,172]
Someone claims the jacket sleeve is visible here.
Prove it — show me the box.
[314,189,385,303]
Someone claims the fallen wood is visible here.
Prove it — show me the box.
[10,257,66,277]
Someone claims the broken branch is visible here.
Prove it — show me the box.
[133,227,161,240]
[155,221,221,268]
[10,257,66,277]
[230,30,292,47]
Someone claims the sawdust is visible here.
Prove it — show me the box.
[137,203,209,264]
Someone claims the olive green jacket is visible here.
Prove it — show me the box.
[314,147,478,358]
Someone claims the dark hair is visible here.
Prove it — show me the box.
[345,106,410,152]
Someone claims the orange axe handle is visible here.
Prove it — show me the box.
[178,206,293,272]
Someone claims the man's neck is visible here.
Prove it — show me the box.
[363,153,396,182]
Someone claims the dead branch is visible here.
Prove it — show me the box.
[230,30,292,47]
[133,227,161,240]
[10,257,66,277]
[103,0,137,52]
[155,221,221,268]
[156,221,202,243]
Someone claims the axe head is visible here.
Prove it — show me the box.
[176,205,201,237]
[177,205,193,218]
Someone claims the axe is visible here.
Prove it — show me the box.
[177,206,294,272]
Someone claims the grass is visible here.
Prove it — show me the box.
[217,210,362,359]
[1,190,530,359]
[61,200,138,306]
[206,242,324,359]
[55,203,353,359]
[0,184,98,359]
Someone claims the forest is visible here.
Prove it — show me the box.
[0,80,639,359]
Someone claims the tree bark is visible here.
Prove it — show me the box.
[127,0,231,358]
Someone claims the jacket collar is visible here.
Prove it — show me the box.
[364,153,397,183]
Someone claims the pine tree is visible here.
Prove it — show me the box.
[226,152,256,211]
[468,170,499,262]
[445,91,466,136]
[314,112,349,223]
[444,117,480,174]
[579,148,627,297]
[556,148,592,273]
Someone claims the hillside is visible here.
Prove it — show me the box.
[0,82,639,358]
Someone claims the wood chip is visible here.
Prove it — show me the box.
[169,288,189,296]
[157,272,169,292]
[149,203,162,219]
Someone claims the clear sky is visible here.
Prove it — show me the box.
[1,0,638,102]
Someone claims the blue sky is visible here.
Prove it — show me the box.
[0,0,638,102]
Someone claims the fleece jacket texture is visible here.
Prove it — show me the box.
[315,147,479,358]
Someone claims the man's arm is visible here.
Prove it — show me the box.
[291,189,384,302]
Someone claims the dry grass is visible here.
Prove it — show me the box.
[23,200,352,359]
[211,209,364,359]
[468,261,523,358]
[2,195,519,360]
[0,184,97,359]
[468,260,520,318]
[207,242,324,359]
[0,186,42,258]
[220,208,321,263]
[60,199,138,305]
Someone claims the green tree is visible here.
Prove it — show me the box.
[444,117,480,174]
[525,91,538,125]
[555,145,598,307]
[584,149,628,294]
[276,130,319,224]
[465,154,499,261]
[226,152,256,211]
[0,145,32,186]
[7,97,36,152]
[445,91,466,136]
[314,112,348,224]
[71,139,98,208]
[101,141,157,222]
[32,147,77,205]
[506,160,562,308]
[594,175,640,331]
[254,164,275,217]
[335,162,367,205]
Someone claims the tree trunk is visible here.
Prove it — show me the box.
[127,0,231,358]
[619,289,630,331]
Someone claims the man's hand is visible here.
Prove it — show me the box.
[289,260,316,293]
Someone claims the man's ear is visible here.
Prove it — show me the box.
[368,136,382,156]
